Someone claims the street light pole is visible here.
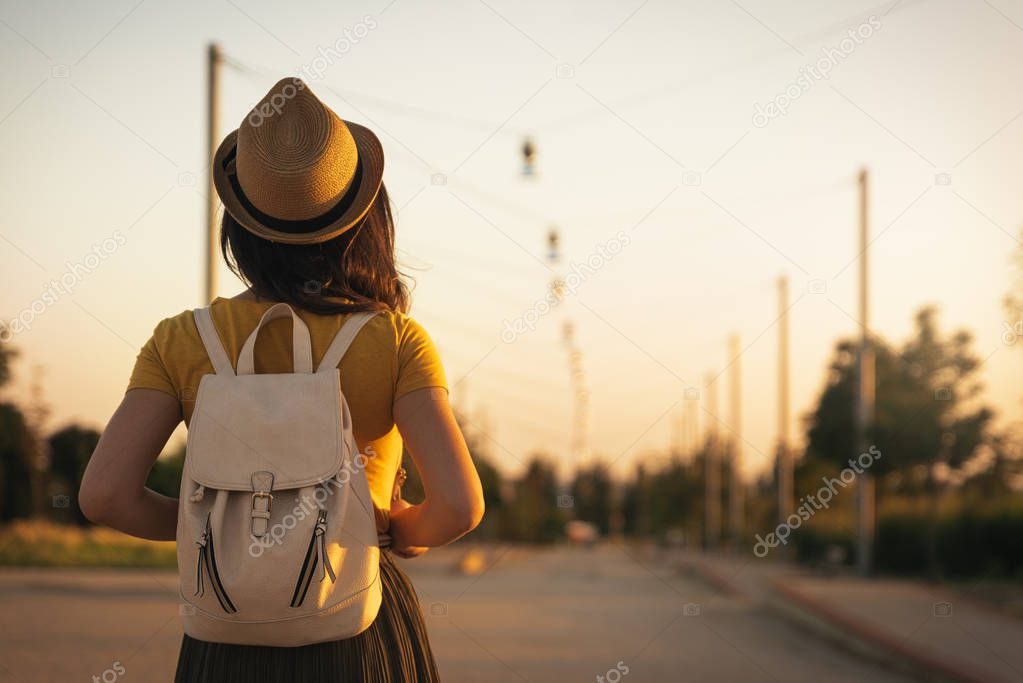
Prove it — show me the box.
[205,42,222,304]
[777,276,793,530]
[856,168,876,576]
[704,371,720,550]
[729,334,743,547]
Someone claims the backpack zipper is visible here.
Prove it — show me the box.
[195,514,237,614]
[290,510,336,608]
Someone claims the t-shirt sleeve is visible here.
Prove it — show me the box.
[126,320,178,399]
[394,317,447,400]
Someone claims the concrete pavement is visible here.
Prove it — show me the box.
[0,545,918,682]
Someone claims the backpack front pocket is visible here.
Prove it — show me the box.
[290,509,336,608]
[195,514,237,614]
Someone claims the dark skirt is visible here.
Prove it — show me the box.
[174,551,440,682]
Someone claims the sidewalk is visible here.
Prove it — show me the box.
[674,551,1023,683]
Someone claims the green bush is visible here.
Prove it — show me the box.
[875,515,930,574]
[936,509,1023,579]
[876,507,1023,579]
[792,526,854,566]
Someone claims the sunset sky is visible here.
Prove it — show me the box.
[1,0,1021,479]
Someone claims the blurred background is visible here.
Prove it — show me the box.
[2,0,1023,681]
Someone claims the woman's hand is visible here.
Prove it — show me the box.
[383,498,429,559]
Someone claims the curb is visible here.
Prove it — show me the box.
[769,578,1007,683]
[674,557,746,599]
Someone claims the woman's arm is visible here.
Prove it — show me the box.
[388,387,485,549]
[78,388,182,541]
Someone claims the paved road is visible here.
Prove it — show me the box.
[0,545,912,682]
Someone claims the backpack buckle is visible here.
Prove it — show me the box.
[251,491,274,508]
[250,471,276,538]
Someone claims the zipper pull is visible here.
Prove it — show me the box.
[314,510,328,534]
[315,511,336,583]
[194,544,206,597]
[194,515,210,597]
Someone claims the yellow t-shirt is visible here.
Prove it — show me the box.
[126,296,447,531]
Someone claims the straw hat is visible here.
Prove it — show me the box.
[212,78,384,245]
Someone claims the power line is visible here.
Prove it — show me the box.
[222,51,856,240]
[219,0,928,157]
[538,0,929,133]
[223,53,532,137]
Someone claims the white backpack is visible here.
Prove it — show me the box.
[177,302,382,646]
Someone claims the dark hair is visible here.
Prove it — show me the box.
[220,184,409,314]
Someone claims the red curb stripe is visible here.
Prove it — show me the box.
[771,578,1008,683]
[679,559,745,599]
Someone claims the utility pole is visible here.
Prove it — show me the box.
[547,228,591,478]
[728,334,743,547]
[205,42,222,304]
[704,371,720,550]
[777,276,793,530]
[681,406,689,455]
[456,378,470,428]
[685,388,699,454]
[856,168,876,577]
[672,407,684,457]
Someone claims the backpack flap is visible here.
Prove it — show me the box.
[186,370,347,492]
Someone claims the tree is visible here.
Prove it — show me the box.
[570,462,613,535]
[0,403,32,522]
[499,456,564,543]
[1005,228,1023,328]
[146,442,186,497]
[48,425,101,524]
[0,323,14,387]
[621,463,650,537]
[806,307,992,484]
[0,326,32,521]
[962,430,1023,502]
[805,337,899,474]
[805,307,994,575]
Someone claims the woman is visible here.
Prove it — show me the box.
[79,78,485,682]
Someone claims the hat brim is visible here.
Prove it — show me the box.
[211,120,385,245]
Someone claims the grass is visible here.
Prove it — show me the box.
[0,520,176,567]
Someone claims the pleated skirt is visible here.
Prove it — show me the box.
[174,551,440,682]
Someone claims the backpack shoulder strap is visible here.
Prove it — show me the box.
[193,307,235,375]
[316,312,378,373]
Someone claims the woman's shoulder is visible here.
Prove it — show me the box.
[369,308,428,334]
[146,307,202,346]
[141,300,435,353]
[350,309,437,359]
